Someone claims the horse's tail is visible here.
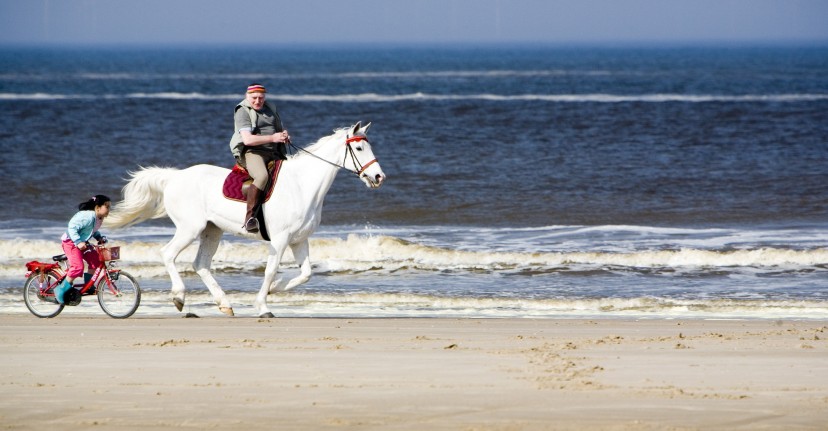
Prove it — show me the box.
[106,166,179,229]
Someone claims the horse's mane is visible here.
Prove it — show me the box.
[287,127,349,160]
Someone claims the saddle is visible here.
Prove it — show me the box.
[222,160,283,241]
[221,160,282,203]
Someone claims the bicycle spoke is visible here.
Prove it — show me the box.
[97,271,140,318]
[23,272,64,318]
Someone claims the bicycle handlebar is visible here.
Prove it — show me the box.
[81,241,109,254]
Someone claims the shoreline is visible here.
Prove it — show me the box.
[5,285,827,320]
[1,315,826,430]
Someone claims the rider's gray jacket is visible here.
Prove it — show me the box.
[229,99,284,159]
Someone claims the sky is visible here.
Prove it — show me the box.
[1,0,827,46]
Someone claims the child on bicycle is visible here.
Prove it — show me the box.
[54,195,111,304]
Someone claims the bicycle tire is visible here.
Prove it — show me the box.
[23,271,64,318]
[97,270,141,318]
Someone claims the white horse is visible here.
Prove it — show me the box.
[106,122,385,317]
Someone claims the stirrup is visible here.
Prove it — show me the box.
[244,217,260,233]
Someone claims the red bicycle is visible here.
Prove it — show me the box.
[23,245,141,318]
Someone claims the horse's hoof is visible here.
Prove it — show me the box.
[173,298,184,312]
[259,312,275,319]
[220,307,235,316]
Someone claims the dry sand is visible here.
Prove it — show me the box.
[1,315,826,430]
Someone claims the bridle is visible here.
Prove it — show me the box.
[289,134,378,179]
[344,135,378,177]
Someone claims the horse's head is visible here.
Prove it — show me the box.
[343,122,386,189]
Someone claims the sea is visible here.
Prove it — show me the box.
[1,44,827,319]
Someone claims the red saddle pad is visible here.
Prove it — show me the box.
[222,160,281,203]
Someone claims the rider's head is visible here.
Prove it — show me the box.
[78,195,112,218]
[245,83,267,111]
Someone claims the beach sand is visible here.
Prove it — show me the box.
[1,315,826,430]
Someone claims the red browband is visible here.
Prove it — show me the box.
[345,135,367,144]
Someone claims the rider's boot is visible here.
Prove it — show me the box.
[54,279,72,304]
[244,187,262,233]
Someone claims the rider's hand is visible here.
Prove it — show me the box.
[77,242,88,251]
[273,131,290,144]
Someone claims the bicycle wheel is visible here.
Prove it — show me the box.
[23,271,64,318]
[97,270,141,318]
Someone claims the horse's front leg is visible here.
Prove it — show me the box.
[267,239,312,293]
[255,241,285,318]
[284,240,312,291]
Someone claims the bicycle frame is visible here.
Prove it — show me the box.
[25,246,122,302]
[24,244,140,318]
[75,253,121,295]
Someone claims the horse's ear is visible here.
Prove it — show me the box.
[361,122,371,134]
[351,122,362,136]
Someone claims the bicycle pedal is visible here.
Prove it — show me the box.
[63,289,82,306]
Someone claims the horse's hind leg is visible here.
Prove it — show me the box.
[193,223,233,316]
[161,227,201,312]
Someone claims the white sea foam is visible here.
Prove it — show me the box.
[1,235,825,280]
[1,290,825,319]
[3,227,825,319]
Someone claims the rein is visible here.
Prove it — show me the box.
[288,135,377,178]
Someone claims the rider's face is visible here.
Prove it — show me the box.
[246,92,266,110]
[96,202,111,219]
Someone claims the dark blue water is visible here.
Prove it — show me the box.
[1,45,827,318]
[2,46,827,227]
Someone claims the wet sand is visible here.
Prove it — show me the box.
[1,315,826,430]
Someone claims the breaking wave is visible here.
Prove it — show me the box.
[1,235,825,279]
[3,92,827,103]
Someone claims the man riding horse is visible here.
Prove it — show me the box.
[229,83,291,233]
